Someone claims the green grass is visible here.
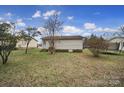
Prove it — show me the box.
[0,49,124,87]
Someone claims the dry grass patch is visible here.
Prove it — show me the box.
[0,49,124,86]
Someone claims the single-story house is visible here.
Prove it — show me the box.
[109,37,124,51]
[16,38,38,48]
[42,36,86,52]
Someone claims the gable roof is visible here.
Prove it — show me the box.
[42,36,85,40]
[32,38,38,42]
[109,37,124,41]
[109,37,124,43]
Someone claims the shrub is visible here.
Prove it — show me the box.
[0,22,17,64]
[86,35,109,57]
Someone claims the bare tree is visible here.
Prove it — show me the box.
[44,12,63,54]
[0,22,17,64]
[119,26,124,52]
[120,25,124,36]
[86,34,109,57]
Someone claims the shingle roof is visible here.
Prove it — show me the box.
[42,36,85,40]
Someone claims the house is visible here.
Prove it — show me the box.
[42,36,86,52]
[16,38,38,48]
[109,37,124,51]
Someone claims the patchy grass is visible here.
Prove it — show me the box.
[0,49,124,87]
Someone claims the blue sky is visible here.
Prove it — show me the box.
[0,5,124,41]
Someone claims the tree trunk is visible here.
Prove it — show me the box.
[49,39,55,55]
[2,56,8,64]
[25,41,30,54]
[1,55,4,64]
[5,56,8,64]
[51,29,55,54]
[2,56,5,64]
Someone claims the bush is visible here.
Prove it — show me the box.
[86,35,109,57]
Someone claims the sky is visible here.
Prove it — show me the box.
[0,5,124,42]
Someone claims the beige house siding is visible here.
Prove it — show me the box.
[43,40,84,50]
[16,39,38,48]
[109,38,124,51]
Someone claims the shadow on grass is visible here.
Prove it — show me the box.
[100,51,124,56]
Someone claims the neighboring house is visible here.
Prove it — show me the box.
[16,39,38,48]
[109,37,124,51]
[37,44,42,49]
[42,36,86,51]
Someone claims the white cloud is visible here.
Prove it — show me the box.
[32,10,41,18]
[37,27,46,33]
[93,12,101,15]
[94,27,119,32]
[5,12,12,17]
[83,22,119,32]
[26,18,32,20]
[43,10,61,19]
[84,22,96,30]
[43,16,49,20]
[63,26,81,33]
[0,17,4,20]
[104,28,118,32]
[6,21,10,24]
[82,33,91,37]
[16,19,26,27]
[64,33,71,36]
[93,27,103,32]
[67,16,74,20]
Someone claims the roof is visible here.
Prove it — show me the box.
[18,38,38,42]
[42,36,85,40]
[109,37,124,40]
[32,38,38,42]
[109,37,124,43]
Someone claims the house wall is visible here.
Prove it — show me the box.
[108,43,119,50]
[16,39,38,48]
[109,38,124,51]
[43,40,84,50]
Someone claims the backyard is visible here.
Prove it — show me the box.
[0,49,124,87]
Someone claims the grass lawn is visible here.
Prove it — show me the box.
[0,48,124,87]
